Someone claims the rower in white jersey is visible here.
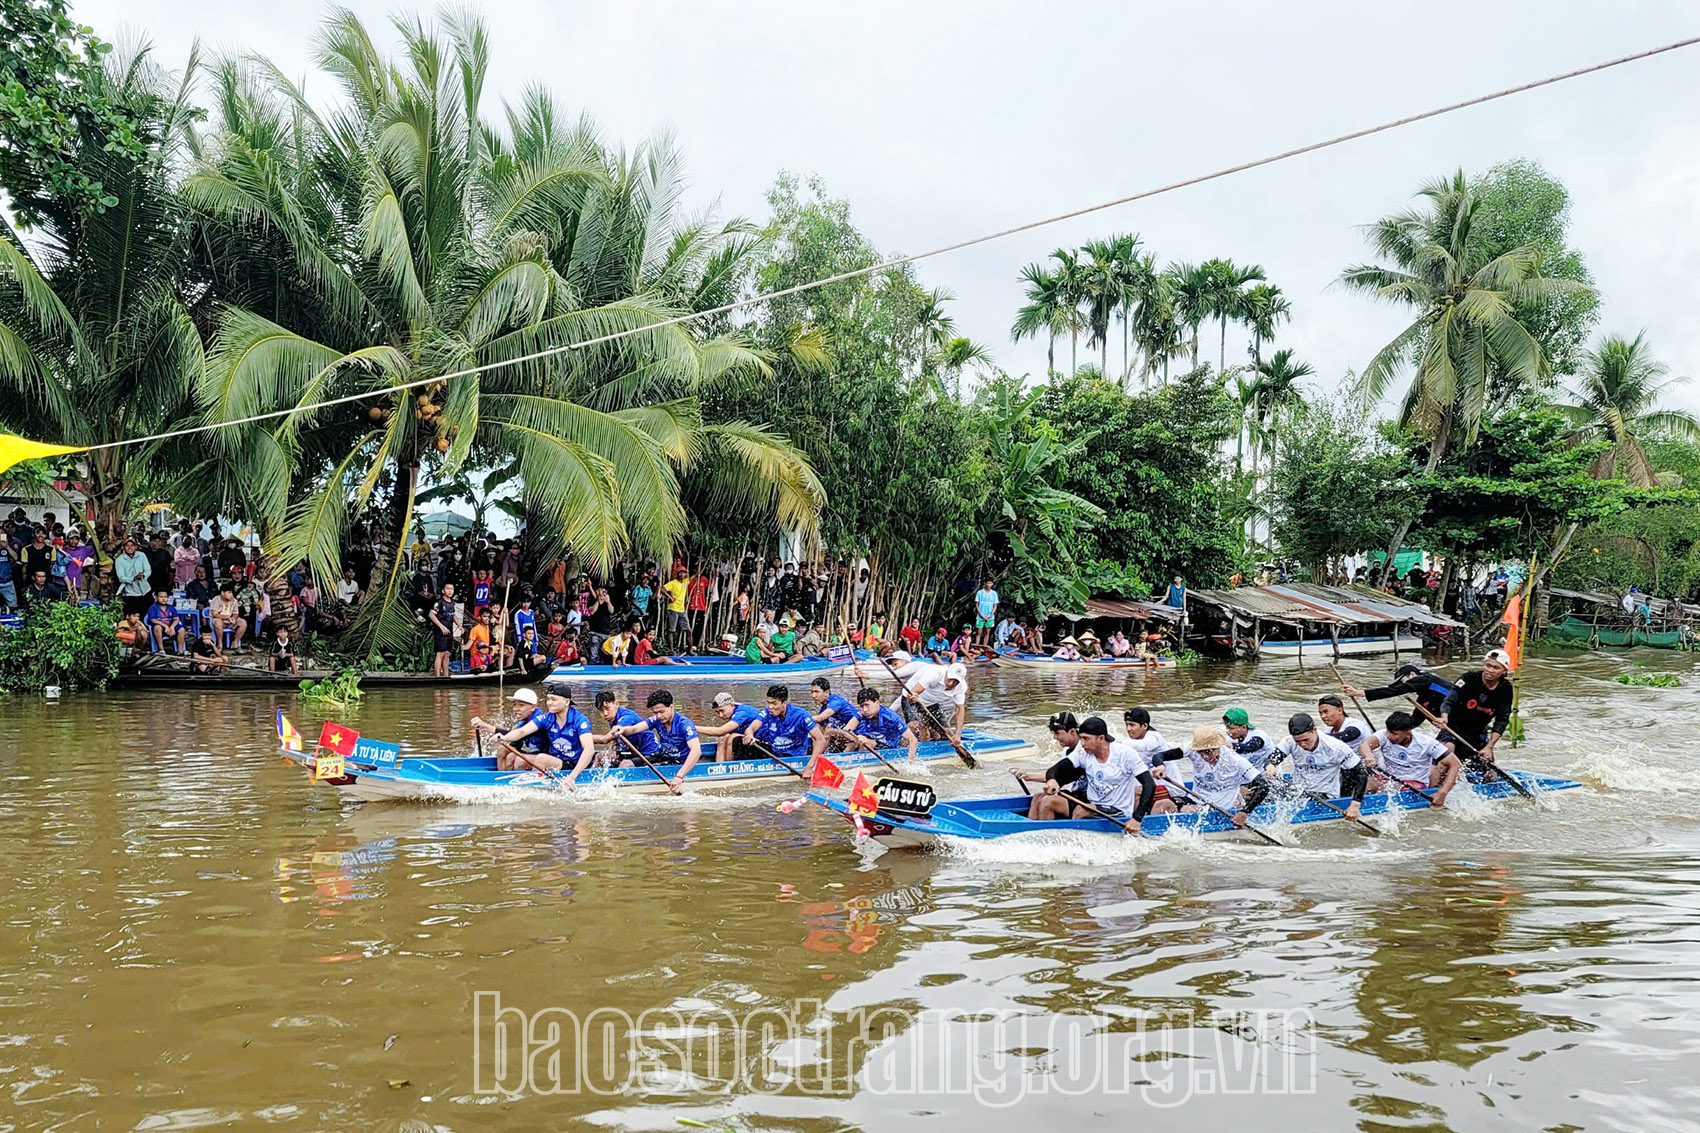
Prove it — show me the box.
[1121,706,1183,808]
[1360,710,1462,805]
[1149,724,1272,827]
[1315,694,1372,797]
[1267,712,1368,818]
[1024,716,1159,830]
[1221,707,1277,769]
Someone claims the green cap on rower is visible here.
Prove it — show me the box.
[1222,707,1250,727]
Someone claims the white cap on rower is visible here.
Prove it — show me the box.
[945,663,968,683]
[511,687,539,705]
[1484,648,1513,668]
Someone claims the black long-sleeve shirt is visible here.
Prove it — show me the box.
[1441,671,1514,742]
[1362,671,1449,720]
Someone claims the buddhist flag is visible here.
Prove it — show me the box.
[317,721,359,756]
[1499,591,1524,672]
[0,435,86,476]
[811,755,845,789]
[847,772,879,817]
[276,710,304,751]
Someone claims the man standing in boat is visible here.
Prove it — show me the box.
[899,661,968,743]
[1436,648,1515,769]
[1341,662,1450,722]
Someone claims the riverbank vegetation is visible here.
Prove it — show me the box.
[1,1,1697,665]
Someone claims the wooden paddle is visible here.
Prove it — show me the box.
[1156,772,1283,846]
[877,656,978,769]
[497,738,572,790]
[1017,767,1146,834]
[1406,697,1536,800]
[1330,662,1433,808]
[615,731,683,795]
[739,735,812,782]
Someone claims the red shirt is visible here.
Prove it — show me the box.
[899,624,922,648]
[634,638,658,665]
[688,577,709,611]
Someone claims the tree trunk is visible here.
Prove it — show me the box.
[1070,328,1078,376]
[1377,408,1454,587]
[1219,317,1228,374]
[85,451,130,601]
[1046,336,1055,376]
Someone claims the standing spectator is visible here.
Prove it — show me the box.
[115,537,153,617]
[585,584,615,659]
[662,567,690,645]
[513,594,537,643]
[429,582,457,676]
[0,541,15,611]
[184,565,214,607]
[1166,575,1187,609]
[20,527,54,582]
[973,578,999,646]
[145,532,173,595]
[173,537,201,587]
[687,567,710,646]
[238,573,269,639]
[298,574,319,633]
[64,531,95,600]
[216,537,248,583]
[631,571,655,620]
[347,533,376,593]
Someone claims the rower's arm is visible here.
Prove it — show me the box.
[1364,676,1422,703]
[902,727,919,761]
[1129,770,1158,822]
[1242,776,1272,814]
[674,737,704,779]
[809,724,825,757]
[1046,757,1084,786]
[499,720,540,745]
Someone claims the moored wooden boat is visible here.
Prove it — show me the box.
[545,654,851,682]
[807,769,1581,848]
[991,652,1177,671]
[280,728,1034,802]
[114,663,523,689]
[1255,633,1425,661]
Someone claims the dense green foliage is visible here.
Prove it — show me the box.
[0,600,120,690]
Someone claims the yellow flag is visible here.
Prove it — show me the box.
[0,435,86,476]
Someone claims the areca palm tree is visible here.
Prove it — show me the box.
[1200,258,1266,373]
[1130,267,1184,386]
[180,12,819,652]
[0,44,204,558]
[1341,170,1589,578]
[1167,261,1212,369]
[932,336,992,399]
[1556,332,1700,486]
[1242,282,1290,369]
[1010,262,1068,375]
[1079,234,1141,380]
[1249,348,1313,479]
[1048,247,1089,375]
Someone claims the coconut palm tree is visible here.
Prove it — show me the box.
[179,12,819,653]
[0,42,205,561]
[1010,263,1068,376]
[1340,170,1589,579]
[1556,332,1700,486]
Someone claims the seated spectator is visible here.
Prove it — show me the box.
[184,565,214,608]
[466,610,494,671]
[631,627,682,666]
[237,574,269,638]
[64,532,95,600]
[794,620,825,656]
[116,612,146,648]
[187,626,227,673]
[209,583,247,649]
[19,568,65,609]
[336,566,361,606]
[270,626,299,674]
[146,590,188,652]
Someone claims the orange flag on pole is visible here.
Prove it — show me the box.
[847,772,879,817]
[1499,591,1524,671]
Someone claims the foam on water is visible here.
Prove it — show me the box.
[1566,748,1668,792]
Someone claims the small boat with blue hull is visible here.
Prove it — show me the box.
[546,654,851,683]
[281,728,1033,802]
[808,770,1582,848]
[991,652,1176,671]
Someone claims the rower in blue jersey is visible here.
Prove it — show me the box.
[825,686,919,762]
[591,690,662,765]
[743,683,825,776]
[698,690,763,761]
[483,682,596,781]
[610,688,704,791]
[807,676,857,739]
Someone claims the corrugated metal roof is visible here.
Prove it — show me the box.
[1188,583,1463,628]
[1084,598,1185,623]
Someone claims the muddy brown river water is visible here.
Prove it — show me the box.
[2,648,1697,1131]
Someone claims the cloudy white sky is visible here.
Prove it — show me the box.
[73,0,1700,414]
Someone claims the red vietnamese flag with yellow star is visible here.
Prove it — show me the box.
[810,755,844,789]
[317,721,359,756]
[847,772,879,817]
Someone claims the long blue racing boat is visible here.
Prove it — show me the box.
[808,769,1582,847]
[281,728,1033,802]
[546,653,852,683]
